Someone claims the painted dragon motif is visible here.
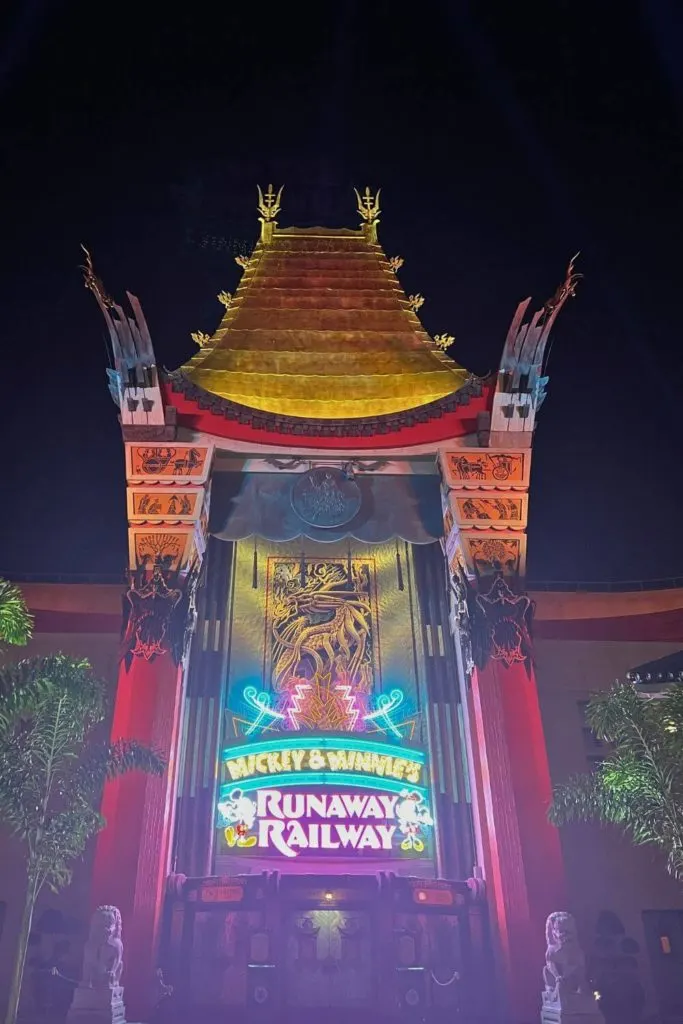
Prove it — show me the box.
[271,561,373,693]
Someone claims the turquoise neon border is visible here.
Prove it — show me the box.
[222,735,425,765]
[219,772,428,801]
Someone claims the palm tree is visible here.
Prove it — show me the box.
[0,579,33,647]
[0,654,164,1024]
[549,679,683,881]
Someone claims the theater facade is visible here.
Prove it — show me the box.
[1,190,683,1015]
[73,186,586,1023]
[12,187,683,1024]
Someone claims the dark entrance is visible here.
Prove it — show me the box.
[284,909,373,1008]
[161,872,493,1021]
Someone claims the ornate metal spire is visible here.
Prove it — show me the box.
[81,245,166,429]
[80,245,114,309]
[354,186,381,242]
[257,183,284,243]
[490,254,583,444]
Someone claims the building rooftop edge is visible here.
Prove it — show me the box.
[4,571,683,593]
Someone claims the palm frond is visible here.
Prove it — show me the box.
[0,656,162,899]
[0,655,104,737]
[549,769,630,827]
[550,680,683,881]
[107,739,165,778]
[0,579,33,646]
[75,739,165,795]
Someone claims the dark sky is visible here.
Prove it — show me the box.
[1,0,682,583]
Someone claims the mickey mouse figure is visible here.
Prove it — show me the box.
[395,790,433,852]
[217,788,258,848]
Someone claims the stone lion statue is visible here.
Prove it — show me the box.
[81,905,123,991]
[542,911,591,1008]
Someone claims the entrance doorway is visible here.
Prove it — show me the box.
[284,909,373,1008]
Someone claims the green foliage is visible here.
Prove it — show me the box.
[549,681,683,880]
[0,653,165,892]
[0,654,165,1024]
[0,579,33,647]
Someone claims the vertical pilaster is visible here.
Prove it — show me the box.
[90,440,213,1017]
[411,542,475,881]
[439,446,565,1023]
[173,536,234,876]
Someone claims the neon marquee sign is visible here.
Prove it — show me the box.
[217,787,433,859]
[217,737,433,860]
[221,736,425,790]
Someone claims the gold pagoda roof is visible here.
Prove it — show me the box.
[181,225,468,419]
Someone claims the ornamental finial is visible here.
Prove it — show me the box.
[408,294,425,313]
[80,245,114,309]
[354,186,381,242]
[257,183,284,243]
[191,330,211,348]
[540,251,583,323]
[434,333,454,351]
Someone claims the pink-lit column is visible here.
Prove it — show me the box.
[90,643,185,1017]
[467,651,565,1022]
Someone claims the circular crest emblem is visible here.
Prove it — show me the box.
[291,467,362,528]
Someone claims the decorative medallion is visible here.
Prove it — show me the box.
[291,468,362,528]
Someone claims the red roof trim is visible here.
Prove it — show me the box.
[162,377,493,449]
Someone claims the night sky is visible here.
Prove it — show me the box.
[1,1,682,584]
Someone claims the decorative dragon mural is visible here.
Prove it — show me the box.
[270,559,374,695]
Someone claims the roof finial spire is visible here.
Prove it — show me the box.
[80,245,114,310]
[257,183,284,243]
[354,186,381,243]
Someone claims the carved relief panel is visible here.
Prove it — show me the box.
[440,449,530,490]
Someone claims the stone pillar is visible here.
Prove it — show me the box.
[90,442,213,1018]
[469,640,566,1021]
[439,448,566,1023]
[90,645,183,1016]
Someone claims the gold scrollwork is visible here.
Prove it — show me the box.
[257,183,284,223]
[354,186,381,225]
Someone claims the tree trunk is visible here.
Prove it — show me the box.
[4,878,38,1024]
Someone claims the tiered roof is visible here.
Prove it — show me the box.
[178,226,469,420]
[87,187,578,452]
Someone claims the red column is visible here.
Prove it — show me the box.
[90,650,184,1017]
[468,656,565,1022]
